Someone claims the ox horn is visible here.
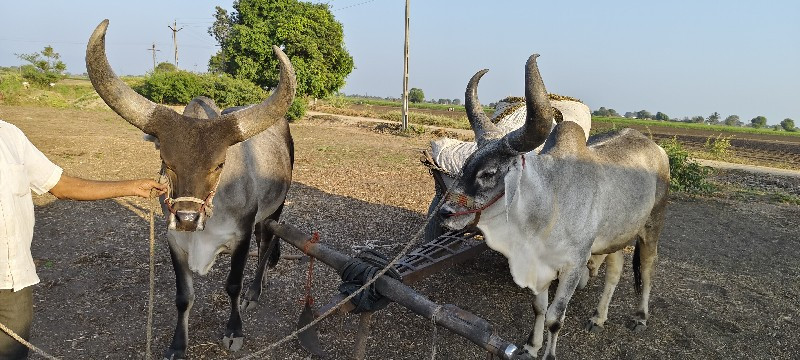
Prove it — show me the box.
[86,19,172,135]
[218,46,297,142]
[504,54,553,153]
[465,69,500,145]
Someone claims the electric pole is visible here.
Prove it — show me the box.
[401,0,410,131]
[168,20,183,68]
[146,43,160,71]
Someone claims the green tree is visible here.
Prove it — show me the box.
[155,62,178,73]
[781,118,796,132]
[217,0,354,100]
[691,116,705,123]
[607,108,620,117]
[16,45,66,86]
[707,112,721,125]
[636,110,652,119]
[723,115,741,126]
[655,112,669,121]
[592,107,610,117]
[750,116,767,128]
[408,88,424,103]
[208,6,232,73]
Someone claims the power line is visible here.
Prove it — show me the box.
[167,20,184,67]
[333,0,380,11]
[146,43,161,71]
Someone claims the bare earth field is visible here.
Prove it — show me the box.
[1,105,799,360]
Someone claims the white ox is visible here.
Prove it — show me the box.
[439,54,670,359]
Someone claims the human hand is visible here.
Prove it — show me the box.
[132,179,167,198]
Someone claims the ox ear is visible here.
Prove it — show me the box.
[504,157,524,219]
[219,46,297,142]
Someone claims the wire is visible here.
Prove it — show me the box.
[333,0,380,11]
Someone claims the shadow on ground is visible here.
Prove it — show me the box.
[29,183,800,359]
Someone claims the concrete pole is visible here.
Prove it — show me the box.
[401,0,410,131]
[168,20,183,68]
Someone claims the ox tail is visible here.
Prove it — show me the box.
[268,236,281,268]
[633,238,643,295]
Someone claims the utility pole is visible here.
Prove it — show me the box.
[401,0,410,131]
[146,43,160,71]
[168,20,183,68]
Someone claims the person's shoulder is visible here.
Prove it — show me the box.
[0,120,26,138]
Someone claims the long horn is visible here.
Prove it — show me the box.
[219,46,297,142]
[465,69,500,144]
[86,20,170,135]
[504,54,553,153]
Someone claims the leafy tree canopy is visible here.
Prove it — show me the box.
[408,88,424,103]
[215,0,354,99]
[750,116,767,129]
[723,115,741,126]
[155,62,178,73]
[16,45,66,86]
[780,118,795,132]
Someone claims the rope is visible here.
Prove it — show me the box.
[0,322,59,360]
[145,195,157,360]
[302,232,320,306]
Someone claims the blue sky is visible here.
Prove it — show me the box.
[1,0,797,124]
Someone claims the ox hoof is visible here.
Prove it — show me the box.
[222,335,245,352]
[584,319,604,333]
[627,319,647,332]
[240,298,260,312]
[162,349,186,360]
[520,344,539,359]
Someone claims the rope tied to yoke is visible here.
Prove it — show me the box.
[302,232,320,306]
[338,249,403,313]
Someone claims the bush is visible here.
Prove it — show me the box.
[286,97,307,122]
[659,137,713,194]
[206,74,267,108]
[704,134,731,159]
[136,72,267,108]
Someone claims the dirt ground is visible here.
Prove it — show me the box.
[1,105,799,360]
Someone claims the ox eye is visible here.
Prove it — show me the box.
[478,169,497,179]
[216,162,225,171]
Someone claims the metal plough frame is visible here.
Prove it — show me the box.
[264,220,528,359]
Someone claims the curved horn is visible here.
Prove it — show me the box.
[219,45,297,142]
[504,54,553,153]
[465,69,500,144]
[86,20,168,135]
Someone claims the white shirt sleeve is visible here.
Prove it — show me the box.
[16,126,62,195]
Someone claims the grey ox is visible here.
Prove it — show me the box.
[86,20,296,359]
[439,54,670,359]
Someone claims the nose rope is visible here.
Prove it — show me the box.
[160,169,221,218]
[445,191,505,217]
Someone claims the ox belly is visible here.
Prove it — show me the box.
[168,215,242,275]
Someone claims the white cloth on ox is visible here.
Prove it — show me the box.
[0,120,63,291]
[429,100,591,177]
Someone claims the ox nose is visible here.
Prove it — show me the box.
[438,206,455,219]
[175,211,200,225]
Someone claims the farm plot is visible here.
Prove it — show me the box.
[1,105,799,359]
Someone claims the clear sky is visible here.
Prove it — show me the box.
[1,0,797,124]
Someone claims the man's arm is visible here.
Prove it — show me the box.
[49,174,166,200]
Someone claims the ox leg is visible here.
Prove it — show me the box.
[524,291,548,357]
[221,225,252,352]
[242,205,284,312]
[164,240,195,360]
[585,251,624,332]
[629,223,662,332]
[542,264,585,360]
